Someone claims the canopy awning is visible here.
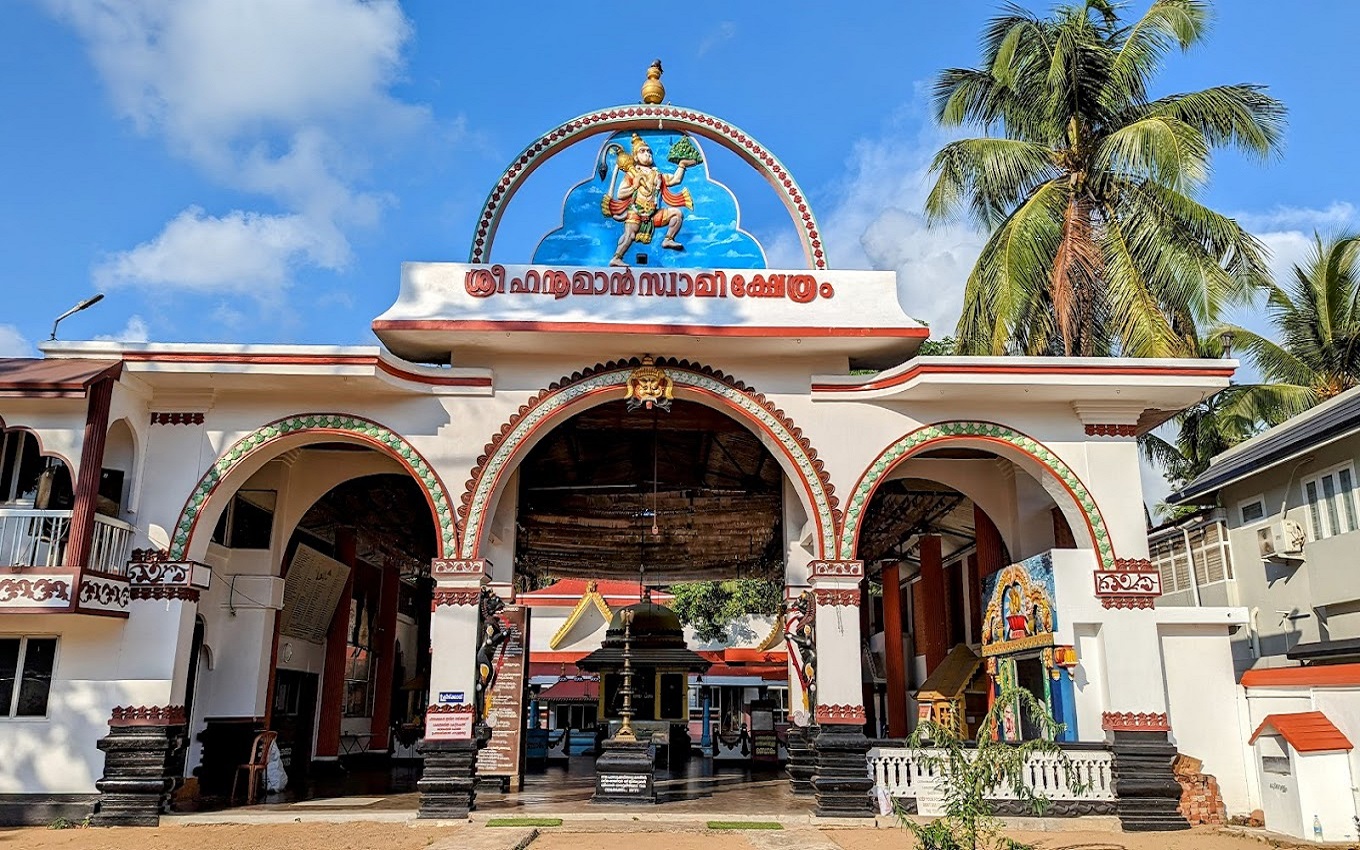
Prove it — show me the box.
[0,358,122,398]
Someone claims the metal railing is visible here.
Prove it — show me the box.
[0,508,134,576]
[868,743,1116,803]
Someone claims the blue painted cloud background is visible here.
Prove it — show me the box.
[533,130,767,269]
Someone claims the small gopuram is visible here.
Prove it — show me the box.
[0,63,1250,830]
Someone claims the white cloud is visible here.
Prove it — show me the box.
[43,0,426,298]
[1235,202,1356,234]
[0,325,35,357]
[95,207,340,295]
[805,106,985,333]
[698,22,737,57]
[94,315,150,343]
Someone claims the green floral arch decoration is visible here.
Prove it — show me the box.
[458,357,839,560]
[168,414,456,561]
[837,420,1114,569]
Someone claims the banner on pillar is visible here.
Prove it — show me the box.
[476,605,529,788]
[980,552,1057,657]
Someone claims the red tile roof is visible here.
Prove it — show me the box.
[1250,711,1352,753]
[537,677,599,703]
[518,578,673,607]
[0,358,122,398]
[1240,663,1360,688]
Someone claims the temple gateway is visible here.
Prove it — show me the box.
[0,66,1249,829]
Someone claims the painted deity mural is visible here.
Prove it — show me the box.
[533,128,767,269]
[981,552,1058,656]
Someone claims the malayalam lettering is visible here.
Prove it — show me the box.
[465,265,835,303]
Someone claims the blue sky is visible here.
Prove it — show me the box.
[3,1,1359,500]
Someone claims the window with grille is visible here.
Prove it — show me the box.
[1239,497,1267,525]
[0,637,57,717]
[1302,464,1359,541]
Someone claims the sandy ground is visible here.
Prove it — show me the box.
[0,822,1301,850]
[0,821,461,850]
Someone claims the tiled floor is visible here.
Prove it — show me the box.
[244,755,811,815]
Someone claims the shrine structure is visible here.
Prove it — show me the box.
[0,64,1251,829]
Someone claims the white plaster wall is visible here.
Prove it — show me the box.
[1159,626,1252,814]
[1072,623,1107,743]
[0,614,169,795]
[1295,750,1358,842]
[1310,687,1360,819]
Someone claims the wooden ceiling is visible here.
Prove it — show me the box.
[516,400,784,582]
[857,477,976,565]
[295,468,437,571]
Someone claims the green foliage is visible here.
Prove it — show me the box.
[1216,233,1360,424]
[486,817,563,827]
[898,687,1073,850]
[707,821,784,830]
[668,134,703,164]
[919,336,960,356]
[929,0,1285,358]
[668,579,783,643]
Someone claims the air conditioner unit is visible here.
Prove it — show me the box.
[1258,519,1306,560]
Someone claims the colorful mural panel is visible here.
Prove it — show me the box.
[533,129,767,269]
[981,552,1058,657]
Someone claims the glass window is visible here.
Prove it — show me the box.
[1240,499,1266,524]
[211,490,276,549]
[1,637,56,717]
[1304,466,1359,540]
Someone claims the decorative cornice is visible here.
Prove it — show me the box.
[168,413,456,560]
[813,588,860,608]
[809,559,864,578]
[457,357,838,558]
[1084,423,1138,438]
[0,577,71,604]
[1102,711,1169,732]
[469,104,827,269]
[838,420,1115,572]
[79,578,130,608]
[1096,559,1161,610]
[432,588,481,608]
[431,558,488,578]
[110,705,188,727]
[150,412,205,426]
[815,703,867,725]
[131,586,200,602]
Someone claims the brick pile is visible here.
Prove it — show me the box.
[1173,753,1226,825]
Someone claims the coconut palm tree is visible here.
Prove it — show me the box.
[1216,234,1360,425]
[927,0,1285,357]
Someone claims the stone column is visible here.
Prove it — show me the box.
[880,560,908,739]
[417,558,489,819]
[808,560,873,818]
[65,375,114,571]
[916,536,948,674]
[93,554,213,825]
[369,560,401,751]
[314,529,356,762]
[93,707,188,826]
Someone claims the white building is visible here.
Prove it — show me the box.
[0,65,1246,829]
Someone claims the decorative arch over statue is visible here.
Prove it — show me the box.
[837,421,1116,570]
[458,358,839,559]
[470,104,828,270]
[167,414,456,561]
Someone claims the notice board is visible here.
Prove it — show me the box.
[476,605,530,788]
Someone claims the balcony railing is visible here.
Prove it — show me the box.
[868,743,1116,806]
[0,508,134,576]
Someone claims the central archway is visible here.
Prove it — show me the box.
[458,358,838,559]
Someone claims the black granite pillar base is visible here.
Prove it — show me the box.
[1111,731,1190,832]
[785,724,817,796]
[416,738,480,819]
[92,723,186,827]
[812,724,874,818]
[591,738,657,804]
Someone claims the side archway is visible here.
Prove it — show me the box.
[458,358,839,559]
[838,421,1115,570]
[167,414,456,560]
[470,104,828,269]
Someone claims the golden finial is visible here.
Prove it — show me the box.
[641,59,665,104]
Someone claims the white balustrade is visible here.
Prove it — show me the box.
[0,508,133,575]
[868,745,1116,803]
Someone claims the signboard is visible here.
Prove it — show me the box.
[475,605,530,788]
[437,691,464,705]
[279,545,350,643]
[425,711,473,741]
[980,552,1058,657]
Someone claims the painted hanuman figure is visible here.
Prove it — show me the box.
[602,132,696,266]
